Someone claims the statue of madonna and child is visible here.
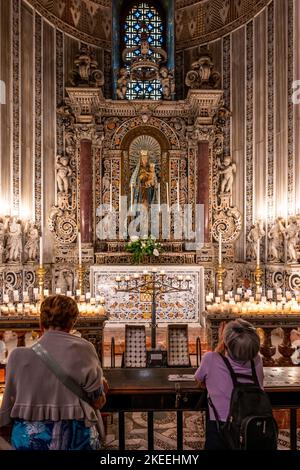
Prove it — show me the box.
[130,149,159,210]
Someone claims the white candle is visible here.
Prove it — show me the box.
[13,290,19,302]
[257,238,260,266]
[177,181,180,210]
[267,289,273,299]
[130,183,134,211]
[78,231,82,266]
[110,184,113,212]
[119,187,122,213]
[39,236,43,267]
[166,182,169,210]
[218,233,222,265]
[157,183,160,212]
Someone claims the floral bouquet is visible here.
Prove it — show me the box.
[125,235,162,264]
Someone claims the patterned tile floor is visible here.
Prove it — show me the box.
[103,412,299,451]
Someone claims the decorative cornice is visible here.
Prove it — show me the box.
[64,90,223,121]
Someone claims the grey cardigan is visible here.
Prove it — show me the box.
[0,330,104,435]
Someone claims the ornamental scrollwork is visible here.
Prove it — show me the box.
[185,48,221,90]
[69,43,104,90]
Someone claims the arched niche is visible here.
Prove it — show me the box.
[118,124,171,200]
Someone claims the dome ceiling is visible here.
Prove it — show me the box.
[175,0,272,49]
[25,0,112,48]
[25,0,271,50]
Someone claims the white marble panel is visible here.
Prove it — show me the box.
[90,265,204,325]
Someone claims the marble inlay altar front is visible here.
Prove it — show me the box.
[90,266,205,324]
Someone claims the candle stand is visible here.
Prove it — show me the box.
[216,264,225,298]
[115,271,192,349]
[254,264,263,291]
[77,265,86,296]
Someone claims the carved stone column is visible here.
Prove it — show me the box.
[80,139,93,243]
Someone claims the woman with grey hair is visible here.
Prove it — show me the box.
[195,319,263,450]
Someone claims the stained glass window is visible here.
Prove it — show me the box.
[122,2,164,100]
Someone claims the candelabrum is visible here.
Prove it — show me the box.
[36,266,46,301]
[254,264,263,291]
[77,265,86,296]
[216,264,225,298]
[115,271,192,349]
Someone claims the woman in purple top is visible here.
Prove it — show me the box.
[195,319,264,450]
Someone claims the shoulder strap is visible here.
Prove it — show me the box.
[32,342,91,404]
[219,353,260,386]
[207,394,223,432]
[218,353,238,386]
[250,359,260,386]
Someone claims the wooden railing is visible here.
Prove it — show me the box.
[102,367,300,451]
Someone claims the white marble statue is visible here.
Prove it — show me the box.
[159,67,174,100]
[116,68,129,100]
[285,216,300,263]
[6,217,22,262]
[268,217,285,261]
[247,219,265,260]
[24,221,39,262]
[56,155,72,193]
[218,155,236,195]
[57,270,74,293]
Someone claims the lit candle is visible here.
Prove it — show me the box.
[110,184,113,212]
[39,236,43,267]
[257,238,260,267]
[78,231,82,266]
[218,233,222,265]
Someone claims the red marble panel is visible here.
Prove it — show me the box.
[80,140,93,243]
[197,141,209,242]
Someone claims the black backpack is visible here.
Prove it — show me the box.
[208,354,278,450]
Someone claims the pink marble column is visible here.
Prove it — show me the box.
[197,141,210,242]
[80,140,93,243]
